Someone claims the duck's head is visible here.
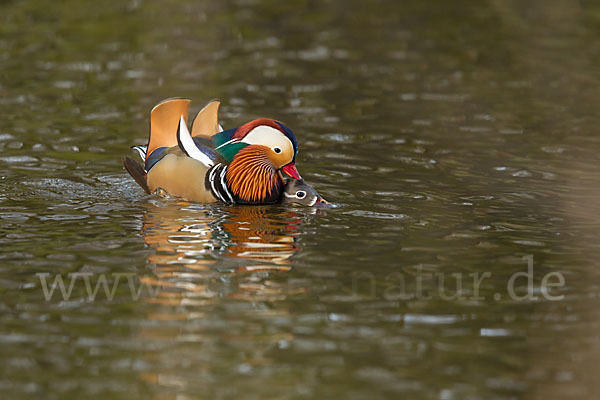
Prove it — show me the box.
[281,179,328,206]
[213,118,301,180]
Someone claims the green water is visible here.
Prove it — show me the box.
[2,0,600,399]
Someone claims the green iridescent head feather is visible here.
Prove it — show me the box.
[212,129,249,163]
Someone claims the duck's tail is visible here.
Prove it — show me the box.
[131,145,147,161]
[123,156,151,194]
[146,98,191,161]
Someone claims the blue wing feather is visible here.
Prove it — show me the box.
[191,137,225,164]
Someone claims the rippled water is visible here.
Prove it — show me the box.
[2,0,600,399]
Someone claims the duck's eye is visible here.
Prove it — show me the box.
[296,191,306,199]
[273,147,282,154]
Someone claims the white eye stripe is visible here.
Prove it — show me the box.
[242,125,293,153]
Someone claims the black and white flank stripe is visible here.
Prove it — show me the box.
[205,163,235,205]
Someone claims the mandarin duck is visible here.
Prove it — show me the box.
[281,179,327,206]
[123,98,304,205]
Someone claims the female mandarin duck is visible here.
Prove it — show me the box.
[123,98,305,205]
[281,179,326,206]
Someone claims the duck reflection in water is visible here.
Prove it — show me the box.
[137,200,319,392]
[139,197,320,305]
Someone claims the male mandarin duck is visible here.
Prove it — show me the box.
[123,98,306,205]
